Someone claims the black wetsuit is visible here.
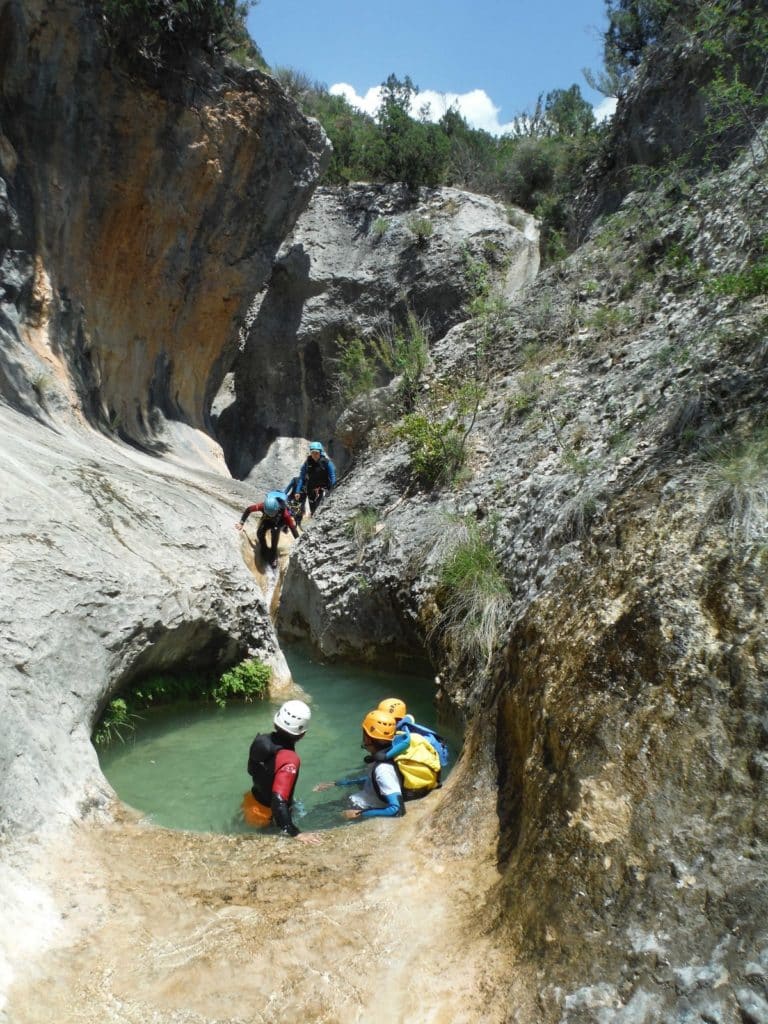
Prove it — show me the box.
[247,730,302,836]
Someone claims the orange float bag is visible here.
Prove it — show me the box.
[242,791,272,828]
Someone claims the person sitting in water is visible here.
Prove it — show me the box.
[374,697,450,771]
[243,699,323,845]
[313,710,404,821]
[235,490,298,568]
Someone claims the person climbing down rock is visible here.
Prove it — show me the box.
[313,710,405,821]
[235,490,298,568]
[289,441,336,519]
[243,700,323,845]
[376,697,451,772]
[283,475,305,528]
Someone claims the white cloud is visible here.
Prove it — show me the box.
[329,82,384,118]
[593,96,618,122]
[330,82,617,136]
[330,82,516,136]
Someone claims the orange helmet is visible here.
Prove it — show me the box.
[362,710,397,741]
[378,697,406,720]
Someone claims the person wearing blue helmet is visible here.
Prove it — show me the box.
[235,490,298,568]
[288,441,337,519]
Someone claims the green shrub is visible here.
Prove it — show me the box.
[211,659,270,707]
[93,658,271,746]
[371,217,390,238]
[708,260,768,300]
[347,507,381,548]
[335,335,379,403]
[93,698,135,747]
[406,216,434,244]
[430,518,512,668]
[704,427,768,542]
[334,312,428,412]
[396,414,466,490]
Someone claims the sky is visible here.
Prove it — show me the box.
[246,0,616,136]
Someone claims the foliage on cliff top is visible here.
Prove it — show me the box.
[98,0,264,70]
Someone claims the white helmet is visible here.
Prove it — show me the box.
[273,699,311,736]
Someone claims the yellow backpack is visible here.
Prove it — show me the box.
[394,732,441,794]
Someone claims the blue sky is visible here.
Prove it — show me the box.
[246,0,614,135]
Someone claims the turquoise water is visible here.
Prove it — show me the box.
[99,645,460,834]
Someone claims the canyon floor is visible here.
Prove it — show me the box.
[2,764,534,1024]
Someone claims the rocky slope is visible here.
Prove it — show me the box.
[212,181,539,482]
[0,0,328,833]
[281,134,768,1019]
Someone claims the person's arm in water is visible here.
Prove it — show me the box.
[313,775,366,791]
[235,503,264,530]
[342,764,405,820]
[272,749,323,845]
[345,791,404,819]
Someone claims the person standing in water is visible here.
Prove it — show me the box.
[244,700,323,845]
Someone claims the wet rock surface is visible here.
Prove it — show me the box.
[213,182,539,480]
[1,0,768,1019]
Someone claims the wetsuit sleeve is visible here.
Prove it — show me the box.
[281,508,299,539]
[296,464,307,492]
[240,503,263,524]
[360,792,404,818]
[334,776,367,786]
[327,460,337,487]
[271,749,301,836]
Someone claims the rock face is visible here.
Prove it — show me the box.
[0,0,328,831]
[2,1,768,1021]
[0,0,329,450]
[279,137,768,1019]
[212,183,539,480]
[0,403,276,833]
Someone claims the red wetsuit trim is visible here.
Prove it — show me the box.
[272,748,300,802]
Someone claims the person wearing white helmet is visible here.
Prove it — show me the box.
[244,699,322,845]
[235,490,299,568]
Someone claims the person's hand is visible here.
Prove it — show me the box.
[235,522,243,531]
[295,831,324,845]
[313,782,335,792]
[342,808,362,820]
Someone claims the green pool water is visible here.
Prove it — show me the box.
[98,645,460,834]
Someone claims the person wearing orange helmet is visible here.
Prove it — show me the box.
[374,697,450,771]
[313,710,405,820]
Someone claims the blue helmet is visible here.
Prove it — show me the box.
[264,494,280,516]
[309,441,324,453]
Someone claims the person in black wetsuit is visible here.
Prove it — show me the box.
[235,491,299,567]
[245,700,323,845]
[289,441,337,519]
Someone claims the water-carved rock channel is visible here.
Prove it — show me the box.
[2,2,768,1021]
